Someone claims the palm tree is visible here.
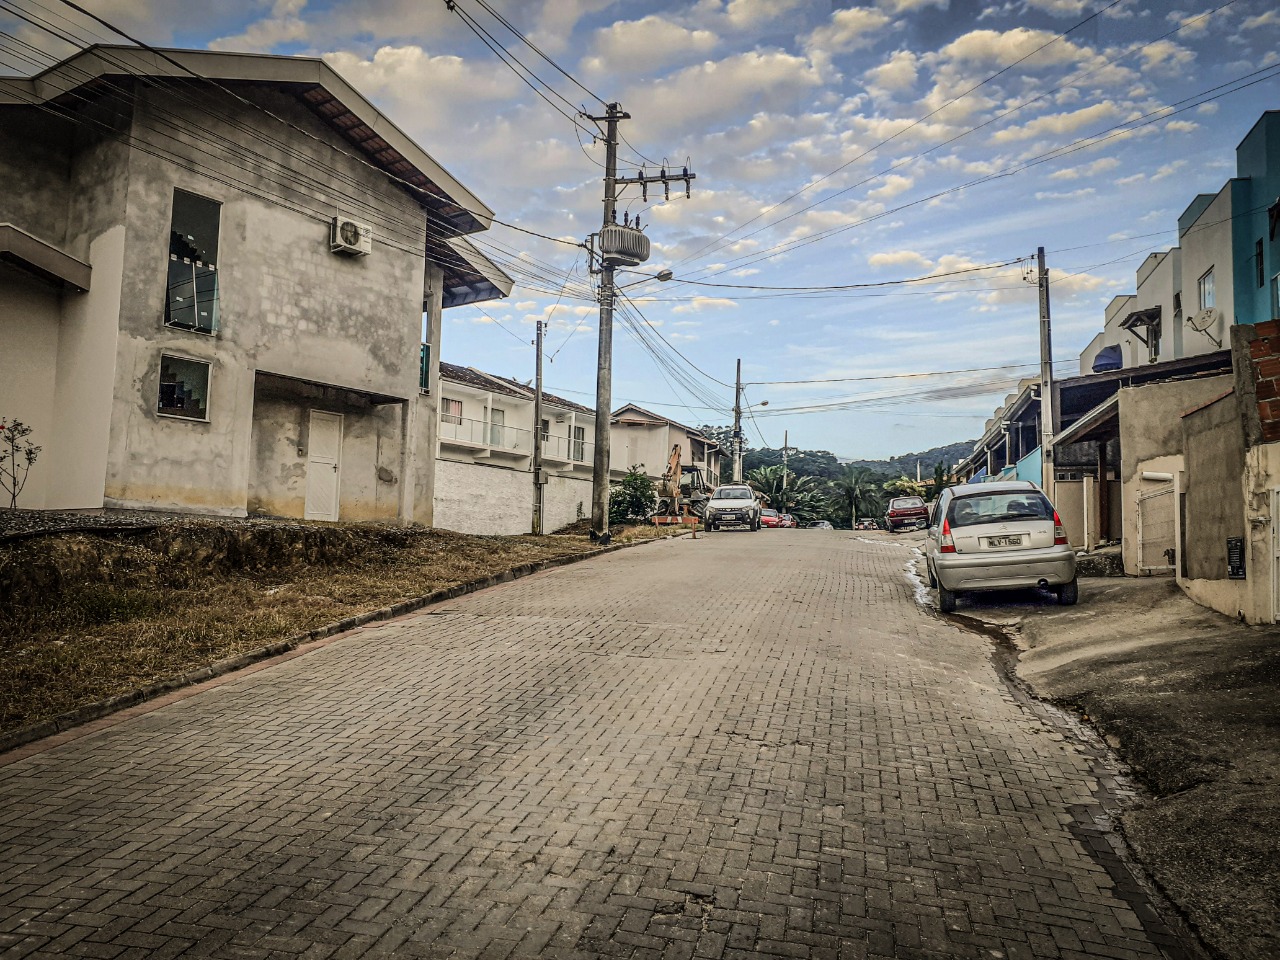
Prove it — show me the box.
[745,464,823,521]
[830,466,881,528]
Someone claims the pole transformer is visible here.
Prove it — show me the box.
[584,102,695,544]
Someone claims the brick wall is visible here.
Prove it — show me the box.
[1247,319,1280,442]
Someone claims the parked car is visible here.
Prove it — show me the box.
[780,513,798,528]
[923,480,1077,613]
[703,484,761,531]
[854,518,878,530]
[885,496,929,531]
[759,508,784,528]
[808,520,834,529]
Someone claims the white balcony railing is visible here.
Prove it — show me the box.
[440,415,529,453]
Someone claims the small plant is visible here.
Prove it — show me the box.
[0,418,41,509]
[609,464,656,525]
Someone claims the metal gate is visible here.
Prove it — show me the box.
[1137,482,1176,573]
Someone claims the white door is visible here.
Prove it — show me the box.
[305,410,342,521]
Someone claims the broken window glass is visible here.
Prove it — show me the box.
[157,355,210,420]
[165,189,220,334]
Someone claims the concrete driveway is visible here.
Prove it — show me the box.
[0,530,1197,959]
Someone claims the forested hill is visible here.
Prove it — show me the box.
[841,441,975,477]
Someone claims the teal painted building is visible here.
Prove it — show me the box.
[1233,111,1280,326]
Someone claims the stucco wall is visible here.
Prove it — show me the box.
[100,86,427,517]
[0,267,61,508]
[1118,375,1233,575]
[434,458,531,535]
[0,106,73,247]
[544,473,592,531]
[1182,393,1245,580]
[1179,183,1236,340]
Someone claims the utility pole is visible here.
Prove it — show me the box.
[585,103,695,544]
[1037,246,1056,497]
[733,359,743,482]
[782,429,789,514]
[532,319,545,535]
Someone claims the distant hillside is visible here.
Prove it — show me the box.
[841,441,975,477]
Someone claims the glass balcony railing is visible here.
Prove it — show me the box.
[440,415,529,452]
[539,433,593,463]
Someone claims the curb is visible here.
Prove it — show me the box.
[0,532,686,756]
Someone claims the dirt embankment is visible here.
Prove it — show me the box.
[963,578,1280,960]
[0,515,668,738]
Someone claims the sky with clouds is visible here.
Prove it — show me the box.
[10,0,1280,459]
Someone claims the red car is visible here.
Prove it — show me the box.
[885,496,929,532]
[760,508,784,528]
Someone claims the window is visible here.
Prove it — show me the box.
[540,418,550,441]
[1272,272,1279,321]
[489,407,505,446]
[1258,239,1266,289]
[1198,268,1215,310]
[947,492,1053,528]
[157,355,210,421]
[442,399,462,424]
[420,343,431,393]
[572,425,586,462]
[165,189,221,334]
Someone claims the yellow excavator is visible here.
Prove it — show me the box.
[652,444,711,524]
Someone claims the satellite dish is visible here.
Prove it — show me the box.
[1187,307,1221,333]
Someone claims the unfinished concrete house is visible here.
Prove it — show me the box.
[0,45,509,523]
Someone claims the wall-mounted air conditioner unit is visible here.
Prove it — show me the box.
[331,216,373,256]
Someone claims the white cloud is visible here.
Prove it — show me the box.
[1049,157,1120,180]
[864,49,919,97]
[1139,40,1195,75]
[582,15,718,75]
[1022,0,1089,14]
[868,250,934,270]
[210,0,308,51]
[991,101,1122,143]
[672,296,739,314]
[1149,160,1186,182]
[1243,10,1279,29]
[804,6,892,61]
[867,174,914,201]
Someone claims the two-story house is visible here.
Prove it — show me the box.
[609,404,721,488]
[434,362,595,534]
[0,46,509,524]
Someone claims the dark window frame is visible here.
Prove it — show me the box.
[164,188,222,336]
[156,353,212,422]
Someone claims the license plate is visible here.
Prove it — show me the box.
[986,535,1023,548]
[721,514,739,521]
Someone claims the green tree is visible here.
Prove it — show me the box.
[929,461,955,499]
[830,466,882,527]
[883,476,928,499]
[609,465,657,525]
[746,464,829,524]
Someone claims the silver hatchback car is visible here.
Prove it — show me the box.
[924,480,1077,613]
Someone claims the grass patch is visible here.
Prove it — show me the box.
[1,521,676,735]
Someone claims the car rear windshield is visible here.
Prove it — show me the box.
[890,497,925,508]
[713,487,753,500]
[947,492,1053,527]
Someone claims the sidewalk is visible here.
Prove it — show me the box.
[955,576,1280,960]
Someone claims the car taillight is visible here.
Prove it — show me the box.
[940,518,956,553]
[1053,511,1068,545]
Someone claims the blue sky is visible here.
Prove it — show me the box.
[10,0,1280,458]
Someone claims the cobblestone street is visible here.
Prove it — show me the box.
[0,532,1195,959]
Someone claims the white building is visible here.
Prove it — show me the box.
[609,404,722,487]
[433,362,595,535]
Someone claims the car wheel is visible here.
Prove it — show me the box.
[927,562,937,588]
[706,522,716,532]
[1057,577,1079,606]
[938,583,957,613]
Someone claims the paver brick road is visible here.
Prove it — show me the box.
[0,532,1193,959]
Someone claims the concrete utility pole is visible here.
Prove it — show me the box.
[1037,246,1056,497]
[585,103,695,544]
[733,359,743,482]
[782,429,789,513]
[532,319,545,535]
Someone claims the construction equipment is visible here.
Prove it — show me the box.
[652,444,711,525]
